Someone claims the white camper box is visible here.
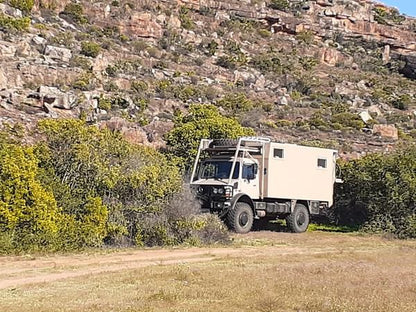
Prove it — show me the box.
[259,143,337,207]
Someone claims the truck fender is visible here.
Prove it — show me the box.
[230,193,255,212]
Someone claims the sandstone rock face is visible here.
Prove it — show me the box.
[120,13,163,39]
[321,47,342,66]
[373,124,399,140]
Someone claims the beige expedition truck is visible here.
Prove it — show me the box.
[190,137,341,233]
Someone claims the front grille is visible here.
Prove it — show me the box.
[195,185,225,208]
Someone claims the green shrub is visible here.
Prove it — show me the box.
[97,95,112,111]
[269,0,289,11]
[0,14,30,31]
[0,118,230,252]
[9,0,34,13]
[296,30,315,44]
[179,6,195,30]
[251,53,284,74]
[331,112,365,130]
[81,41,101,58]
[216,93,254,113]
[373,7,405,25]
[392,94,412,110]
[131,80,148,94]
[61,3,88,24]
[73,72,94,91]
[216,55,238,69]
[70,55,92,71]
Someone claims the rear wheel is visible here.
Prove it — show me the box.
[227,202,253,234]
[286,203,309,233]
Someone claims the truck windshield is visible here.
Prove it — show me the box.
[200,161,240,179]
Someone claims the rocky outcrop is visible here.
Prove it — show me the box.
[44,45,72,62]
[373,124,399,140]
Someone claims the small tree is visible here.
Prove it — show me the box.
[165,104,255,170]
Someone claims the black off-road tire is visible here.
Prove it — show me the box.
[286,203,310,233]
[227,202,254,234]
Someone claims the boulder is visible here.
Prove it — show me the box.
[373,124,398,140]
[167,15,181,29]
[38,86,76,109]
[359,110,372,123]
[44,46,72,62]
[0,41,17,58]
[321,48,342,66]
[0,3,22,17]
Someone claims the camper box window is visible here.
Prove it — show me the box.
[317,158,327,168]
[273,148,284,159]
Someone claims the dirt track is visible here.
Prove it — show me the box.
[0,231,409,290]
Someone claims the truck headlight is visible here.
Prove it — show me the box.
[218,188,224,194]
[224,186,233,199]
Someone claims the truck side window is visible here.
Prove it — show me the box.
[274,148,284,158]
[317,158,327,168]
[242,164,255,179]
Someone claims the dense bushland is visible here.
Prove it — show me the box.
[0,119,229,253]
[335,146,416,238]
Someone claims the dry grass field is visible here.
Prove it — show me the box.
[0,231,416,312]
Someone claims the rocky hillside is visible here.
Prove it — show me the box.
[1,0,416,158]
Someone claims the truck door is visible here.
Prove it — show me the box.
[240,162,260,199]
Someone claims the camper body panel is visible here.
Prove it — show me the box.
[262,143,336,206]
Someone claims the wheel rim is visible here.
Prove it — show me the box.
[239,212,249,227]
[296,212,306,226]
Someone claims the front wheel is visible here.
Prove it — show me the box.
[286,203,309,233]
[227,202,254,234]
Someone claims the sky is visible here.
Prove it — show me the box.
[379,0,416,17]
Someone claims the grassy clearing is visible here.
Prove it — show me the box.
[0,232,415,312]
